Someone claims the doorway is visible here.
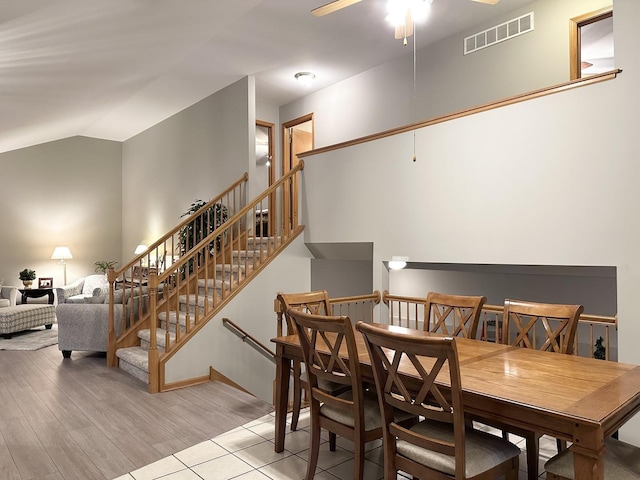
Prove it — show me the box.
[256,120,275,236]
[570,7,613,80]
[282,114,313,232]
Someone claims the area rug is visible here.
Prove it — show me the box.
[0,324,58,351]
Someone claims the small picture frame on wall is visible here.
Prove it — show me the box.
[38,277,53,288]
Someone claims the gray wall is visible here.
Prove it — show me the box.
[0,136,122,288]
[121,77,256,256]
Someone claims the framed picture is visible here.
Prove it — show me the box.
[132,266,149,279]
[39,277,53,288]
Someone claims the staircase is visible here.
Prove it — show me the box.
[115,238,276,383]
[106,163,304,392]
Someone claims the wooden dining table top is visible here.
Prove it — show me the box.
[272,323,640,440]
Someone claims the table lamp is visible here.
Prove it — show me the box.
[51,246,73,285]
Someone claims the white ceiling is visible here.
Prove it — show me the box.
[0,0,534,154]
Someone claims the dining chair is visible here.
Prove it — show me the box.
[544,436,640,479]
[424,292,487,339]
[288,309,397,480]
[276,290,347,431]
[488,298,584,480]
[357,321,520,480]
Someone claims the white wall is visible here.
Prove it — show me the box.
[301,0,640,443]
[121,77,255,255]
[280,0,610,147]
[0,136,122,287]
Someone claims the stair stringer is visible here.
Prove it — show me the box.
[160,232,313,402]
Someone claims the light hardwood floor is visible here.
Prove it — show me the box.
[0,344,273,480]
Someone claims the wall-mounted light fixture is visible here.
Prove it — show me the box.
[295,71,316,87]
[51,246,73,285]
[388,256,409,270]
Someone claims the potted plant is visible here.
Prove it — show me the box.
[95,260,118,275]
[178,199,228,273]
[19,268,36,288]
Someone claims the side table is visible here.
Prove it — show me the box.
[19,288,55,305]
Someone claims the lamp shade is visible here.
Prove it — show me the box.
[134,244,148,255]
[51,246,73,260]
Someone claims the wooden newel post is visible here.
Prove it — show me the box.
[148,268,159,393]
[107,267,117,367]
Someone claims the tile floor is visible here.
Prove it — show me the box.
[114,408,554,480]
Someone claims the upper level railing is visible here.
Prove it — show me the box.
[382,291,618,361]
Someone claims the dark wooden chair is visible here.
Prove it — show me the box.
[489,298,584,480]
[357,321,520,480]
[424,292,487,339]
[276,290,344,432]
[287,309,391,480]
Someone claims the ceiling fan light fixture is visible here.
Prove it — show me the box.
[385,0,432,27]
[295,71,316,87]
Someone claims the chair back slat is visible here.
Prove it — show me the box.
[425,292,487,339]
[358,322,464,469]
[287,309,363,414]
[276,290,331,335]
[503,299,584,354]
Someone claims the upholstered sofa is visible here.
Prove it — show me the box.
[55,274,109,304]
[56,287,147,358]
[56,304,123,358]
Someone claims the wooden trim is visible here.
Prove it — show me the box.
[209,366,254,396]
[299,70,621,159]
[160,374,212,392]
[569,6,613,80]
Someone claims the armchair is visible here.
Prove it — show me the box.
[0,286,18,308]
[55,274,110,304]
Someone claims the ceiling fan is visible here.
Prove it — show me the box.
[312,0,499,16]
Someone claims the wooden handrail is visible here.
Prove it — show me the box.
[299,70,621,159]
[117,172,249,277]
[223,318,275,360]
[156,161,305,284]
[146,162,305,390]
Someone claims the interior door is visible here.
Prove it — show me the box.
[282,114,313,233]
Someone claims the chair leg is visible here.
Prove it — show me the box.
[525,433,540,480]
[329,432,337,451]
[291,361,302,431]
[307,420,321,480]
[353,434,365,480]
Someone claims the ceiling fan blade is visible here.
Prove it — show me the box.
[470,0,500,4]
[312,0,363,17]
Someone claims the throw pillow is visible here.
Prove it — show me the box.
[82,274,109,296]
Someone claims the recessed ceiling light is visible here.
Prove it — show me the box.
[295,72,316,87]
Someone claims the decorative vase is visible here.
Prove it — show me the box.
[22,280,33,289]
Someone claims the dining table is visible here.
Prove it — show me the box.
[271,323,640,480]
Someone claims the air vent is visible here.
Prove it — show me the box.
[464,12,534,55]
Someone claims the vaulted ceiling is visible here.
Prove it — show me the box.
[0,0,533,154]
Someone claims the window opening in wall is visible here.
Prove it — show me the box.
[570,7,613,80]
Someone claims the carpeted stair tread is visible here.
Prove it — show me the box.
[198,278,232,289]
[138,328,175,350]
[116,346,149,383]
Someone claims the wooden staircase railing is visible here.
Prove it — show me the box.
[108,162,305,392]
[107,172,249,367]
[381,290,618,360]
